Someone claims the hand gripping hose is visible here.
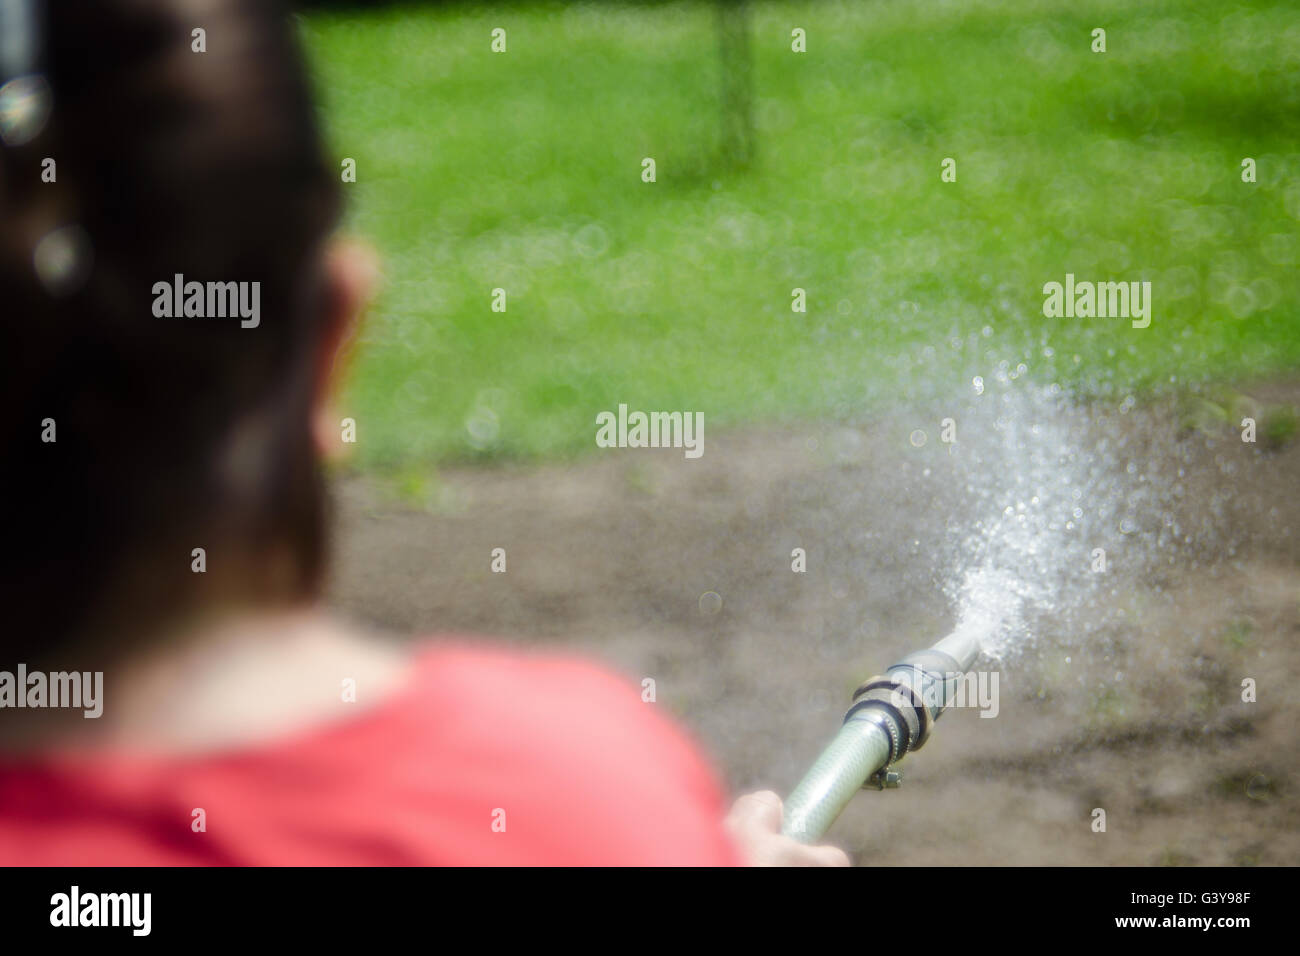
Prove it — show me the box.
[781,629,982,841]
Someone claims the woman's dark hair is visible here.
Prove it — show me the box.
[0,0,343,663]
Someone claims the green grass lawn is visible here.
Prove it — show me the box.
[303,0,1300,468]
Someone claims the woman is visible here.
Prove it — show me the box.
[0,0,847,866]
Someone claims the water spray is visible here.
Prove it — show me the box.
[778,385,1124,841]
[782,628,983,841]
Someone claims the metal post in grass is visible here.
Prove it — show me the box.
[714,0,756,169]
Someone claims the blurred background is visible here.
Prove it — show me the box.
[305,0,1300,864]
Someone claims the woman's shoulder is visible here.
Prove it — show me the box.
[398,639,726,804]
[304,638,742,865]
[0,637,741,865]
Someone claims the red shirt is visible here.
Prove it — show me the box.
[0,643,742,865]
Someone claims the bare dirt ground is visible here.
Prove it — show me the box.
[327,384,1300,865]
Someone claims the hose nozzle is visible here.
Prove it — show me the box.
[781,631,982,841]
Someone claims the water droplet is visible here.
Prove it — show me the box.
[698,591,723,616]
[465,407,500,448]
[33,224,93,297]
[572,223,609,258]
[972,375,985,395]
[0,74,52,146]
[909,429,927,447]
